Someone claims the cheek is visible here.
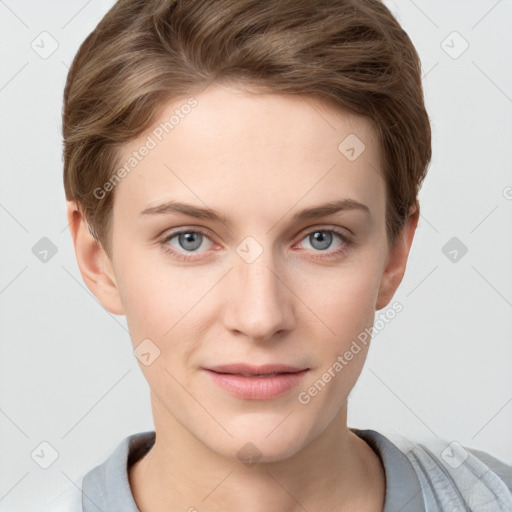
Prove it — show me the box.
[115,265,195,397]
[117,240,383,347]
[114,247,191,335]
[295,264,380,413]
[113,252,212,381]
[296,255,382,343]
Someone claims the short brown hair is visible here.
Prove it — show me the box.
[63,0,431,258]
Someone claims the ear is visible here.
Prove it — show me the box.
[66,201,125,315]
[375,203,420,311]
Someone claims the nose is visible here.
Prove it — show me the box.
[222,246,295,343]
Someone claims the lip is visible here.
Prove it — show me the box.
[203,363,309,400]
[206,363,307,376]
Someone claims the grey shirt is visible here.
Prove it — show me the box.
[44,428,512,511]
[81,428,425,511]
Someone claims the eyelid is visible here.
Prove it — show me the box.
[295,224,354,244]
[162,225,214,238]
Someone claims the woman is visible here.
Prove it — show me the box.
[46,0,512,510]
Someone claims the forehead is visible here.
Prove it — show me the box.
[112,83,386,225]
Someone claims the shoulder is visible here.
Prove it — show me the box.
[388,433,512,511]
[41,431,155,512]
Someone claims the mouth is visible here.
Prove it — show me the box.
[205,363,308,376]
[203,363,309,400]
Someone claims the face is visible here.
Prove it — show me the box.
[75,83,414,462]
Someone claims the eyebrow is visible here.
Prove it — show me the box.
[139,198,371,226]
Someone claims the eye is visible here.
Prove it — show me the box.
[161,228,214,261]
[297,228,352,258]
[160,226,353,262]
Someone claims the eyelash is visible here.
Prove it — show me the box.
[160,227,353,262]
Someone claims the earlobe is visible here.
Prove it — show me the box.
[66,201,125,315]
[375,204,420,311]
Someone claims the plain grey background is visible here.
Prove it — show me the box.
[0,0,511,509]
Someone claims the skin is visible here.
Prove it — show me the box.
[67,82,419,512]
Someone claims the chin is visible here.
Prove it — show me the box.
[201,413,314,464]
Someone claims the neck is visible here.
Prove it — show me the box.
[129,400,385,512]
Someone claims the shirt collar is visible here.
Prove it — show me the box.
[350,428,425,511]
[82,428,425,511]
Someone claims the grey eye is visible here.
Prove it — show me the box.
[177,232,203,251]
[308,231,334,251]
